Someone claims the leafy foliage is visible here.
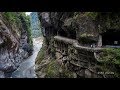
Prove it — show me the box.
[3,12,33,48]
[45,60,60,78]
[99,48,120,65]
[97,48,120,77]
[85,12,98,20]
[35,46,45,64]
[4,12,16,22]
[20,12,33,47]
[44,60,75,78]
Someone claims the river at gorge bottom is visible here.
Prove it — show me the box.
[10,37,43,78]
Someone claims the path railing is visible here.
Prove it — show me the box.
[54,36,103,52]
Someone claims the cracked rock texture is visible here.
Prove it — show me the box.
[0,12,33,76]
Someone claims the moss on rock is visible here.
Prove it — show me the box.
[44,60,60,78]
[98,48,120,64]
[35,46,45,65]
[96,48,120,77]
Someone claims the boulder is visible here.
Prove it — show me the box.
[22,44,33,56]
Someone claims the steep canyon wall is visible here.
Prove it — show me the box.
[36,12,120,78]
[0,12,33,77]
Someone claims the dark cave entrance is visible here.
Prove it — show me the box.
[58,30,68,37]
[58,29,76,39]
[68,30,76,39]
[102,29,120,46]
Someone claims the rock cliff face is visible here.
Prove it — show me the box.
[36,12,120,78]
[0,12,32,77]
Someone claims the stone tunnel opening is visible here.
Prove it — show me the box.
[58,29,68,37]
[68,30,76,39]
[102,29,120,47]
[57,29,76,39]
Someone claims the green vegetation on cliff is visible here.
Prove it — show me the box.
[44,60,75,78]
[35,37,76,78]
[20,12,33,47]
[97,48,120,77]
[3,12,33,47]
[3,12,20,24]
[98,48,120,65]
[35,46,45,64]
[36,12,120,78]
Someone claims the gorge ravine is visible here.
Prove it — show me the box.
[11,37,43,78]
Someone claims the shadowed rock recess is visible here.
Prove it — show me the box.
[35,12,120,78]
[0,12,33,78]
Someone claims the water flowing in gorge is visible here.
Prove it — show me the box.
[1,12,120,78]
[11,37,43,78]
